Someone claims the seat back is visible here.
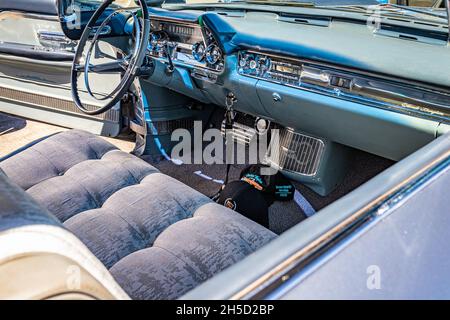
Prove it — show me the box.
[0,170,129,300]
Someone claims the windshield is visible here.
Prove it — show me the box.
[66,0,449,26]
[179,0,443,6]
[171,0,448,26]
[65,0,138,12]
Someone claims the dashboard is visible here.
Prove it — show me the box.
[134,7,450,162]
[142,12,450,122]
[237,51,450,123]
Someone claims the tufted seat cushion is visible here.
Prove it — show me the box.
[0,130,276,299]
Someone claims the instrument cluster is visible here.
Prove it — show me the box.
[147,19,224,72]
[239,52,302,86]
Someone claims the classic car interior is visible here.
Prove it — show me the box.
[0,0,450,300]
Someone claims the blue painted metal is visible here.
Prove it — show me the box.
[273,156,450,299]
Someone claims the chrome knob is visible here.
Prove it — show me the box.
[272,92,282,102]
[192,42,206,62]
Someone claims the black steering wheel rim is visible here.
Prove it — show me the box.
[71,0,150,116]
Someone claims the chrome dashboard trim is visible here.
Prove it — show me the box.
[147,18,224,73]
[445,0,450,42]
[238,50,450,124]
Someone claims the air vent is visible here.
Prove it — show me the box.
[375,24,447,45]
[278,14,331,27]
[266,128,325,177]
[214,10,246,17]
[398,34,418,41]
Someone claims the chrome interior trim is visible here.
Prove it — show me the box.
[221,120,257,145]
[266,128,325,177]
[446,0,450,42]
[352,78,450,111]
[238,50,450,123]
[0,85,119,122]
[148,18,224,73]
[37,31,69,42]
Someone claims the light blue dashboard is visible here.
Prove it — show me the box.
[140,6,450,162]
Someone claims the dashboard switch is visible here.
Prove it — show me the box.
[330,75,352,89]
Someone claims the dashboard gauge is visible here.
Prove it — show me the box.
[192,42,206,62]
[205,44,222,65]
[249,59,258,70]
[258,57,271,71]
[239,57,247,68]
[150,31,167,47]
[147,19,224,72]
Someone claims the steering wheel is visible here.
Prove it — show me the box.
[71,0,150,115]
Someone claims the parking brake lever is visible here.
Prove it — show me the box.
[224,92,237,130]
[165,42,175,74]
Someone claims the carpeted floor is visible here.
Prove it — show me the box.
[143,142,394,234]
[141,110,394,234]
[1,111,394,234]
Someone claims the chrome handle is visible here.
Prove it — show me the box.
[38,31,69,43]
[352,79,450,111]
[300,66,330,86]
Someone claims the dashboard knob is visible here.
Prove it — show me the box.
[272,92,282,102]
[205,44,222,65]
[192,42,206,62]
[255,118,271,135]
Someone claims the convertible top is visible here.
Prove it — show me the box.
[0,0,58,16]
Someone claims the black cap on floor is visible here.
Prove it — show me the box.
[218,180,270,228]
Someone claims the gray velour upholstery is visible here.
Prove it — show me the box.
[0,130,276,299]
[0,169,61,233]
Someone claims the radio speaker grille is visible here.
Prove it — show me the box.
[266,128,325,176]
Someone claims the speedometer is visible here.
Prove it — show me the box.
[192,42,206,62]
[205,44,222,65]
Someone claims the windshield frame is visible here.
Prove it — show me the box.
[165,1,449,26]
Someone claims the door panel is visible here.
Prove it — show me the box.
[0,7,121,137]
